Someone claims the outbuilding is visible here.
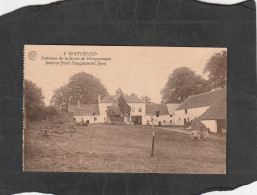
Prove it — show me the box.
[174,89,225,126]
[198,91,226,133]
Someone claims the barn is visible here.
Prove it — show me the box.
[198,91,226,133]
[69,104,100,124]
[143,104,179,126]
[174,88,225,127]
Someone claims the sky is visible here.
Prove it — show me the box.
[24,45,226,105]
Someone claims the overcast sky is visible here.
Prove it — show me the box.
[24,45,226,105]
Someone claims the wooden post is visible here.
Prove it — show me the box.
[150,116,155,157]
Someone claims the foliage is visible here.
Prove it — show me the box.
[106,95,131,117]
[44,105,59,120]
[161,67,210,103]
[45,105,59,116]
[51,72,108,111]
[24,80,45,121]
[141,95,152,104]
[203,50,227,88]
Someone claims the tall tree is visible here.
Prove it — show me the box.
[161,67,210,103]
[203,50,227,88]
[141,95,152,104]
[51,72,108,111]
[24,80,45,121]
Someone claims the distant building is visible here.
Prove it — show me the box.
[69,104,100,124]
[174,88,226,133]
[174,89,225,125]
[69,89,180,126]
[105,90,131,124]
[143,104,179,126]
[99,89,145,124]
[198,91,226,133]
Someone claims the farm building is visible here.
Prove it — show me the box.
[69,104,100,124]
[143,103,180,126]
[174,88,226,131]
[99,89,145,124]
[198,91,226,133]
[69,89,145,124]
[105,91,131,124]
[69,88,179,126]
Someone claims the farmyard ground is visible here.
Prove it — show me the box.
[23,122,226,174]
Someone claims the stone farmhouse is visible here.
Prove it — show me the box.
[69,89,179,126]
[174,88,226,133]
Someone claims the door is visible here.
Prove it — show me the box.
[131,116,142,125]
[217,119,226,133]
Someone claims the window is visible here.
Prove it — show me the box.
[170,120,172,124]
[179,118,181,121]
[93,112,95,116]
[185,109,187,114]
[156,111,159,117]
[94,117,97,122]
[132,107,135,112]
[138,108,142,112]
[170,115,172,117]
[164,120,166,123]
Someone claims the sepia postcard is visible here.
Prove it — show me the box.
[23,45,227,173]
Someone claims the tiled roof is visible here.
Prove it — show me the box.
[146,104,169,115]
[100,95,115,103]
[198,91,226,120]
[101,94,144,103]
[176,89,225,110]
[166,104,180,115]
[69,104,100,116]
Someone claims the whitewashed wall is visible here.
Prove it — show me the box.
[74,115,99,123]
[201,120,217,133]
[175,106,209,125]
[128,103,146,116]
[98,102,112,122]
[142,115,174,126]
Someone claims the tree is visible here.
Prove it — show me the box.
[203,50,227,88]
[45,105,59,117]
[51,72,108,111]
[24,80,45,121]
[161,67,210,103]
[141,95,152,104]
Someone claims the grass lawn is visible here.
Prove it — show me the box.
[23,122,226,174]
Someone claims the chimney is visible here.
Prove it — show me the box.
[98,95,101,103]
[77,99,80,108]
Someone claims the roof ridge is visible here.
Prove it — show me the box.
[208,91,226,107]
[187,88,223,98]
